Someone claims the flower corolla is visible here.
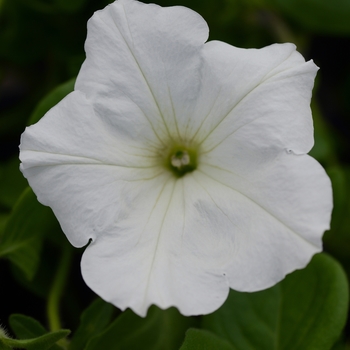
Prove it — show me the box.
[19,0,332,316]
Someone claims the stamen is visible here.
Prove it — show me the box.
[166,147,198,178]
[171,151,190,168]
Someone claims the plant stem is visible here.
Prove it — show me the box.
[47,245,73,332]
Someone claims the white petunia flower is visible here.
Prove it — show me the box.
[19,0,332,316]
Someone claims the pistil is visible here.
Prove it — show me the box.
[166,146,197,178]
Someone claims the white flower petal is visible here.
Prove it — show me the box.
[76,0,208,143]
[189,42,317,154]
[198,152,332,291]
[81,174,232,316]
[20,91,163,247]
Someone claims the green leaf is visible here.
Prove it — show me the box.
[0,338,12,350]
[9,314,63,350]
[69,298,114,350]
[323,166,350,259]
[273,0,350,34]
[10,314,50,339]
[86,306,197,350]
[0,325,12,350]
[0,187,57,279]
[179,329,234,350]
[0,213,9,237]
[0,157,28,210]
[1,329,70,350]
[308,101,337,166]
[28,78,75,126]
[202,253,349,350]
[331,337,348,350]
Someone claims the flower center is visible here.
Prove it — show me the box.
[166,146,197,178]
